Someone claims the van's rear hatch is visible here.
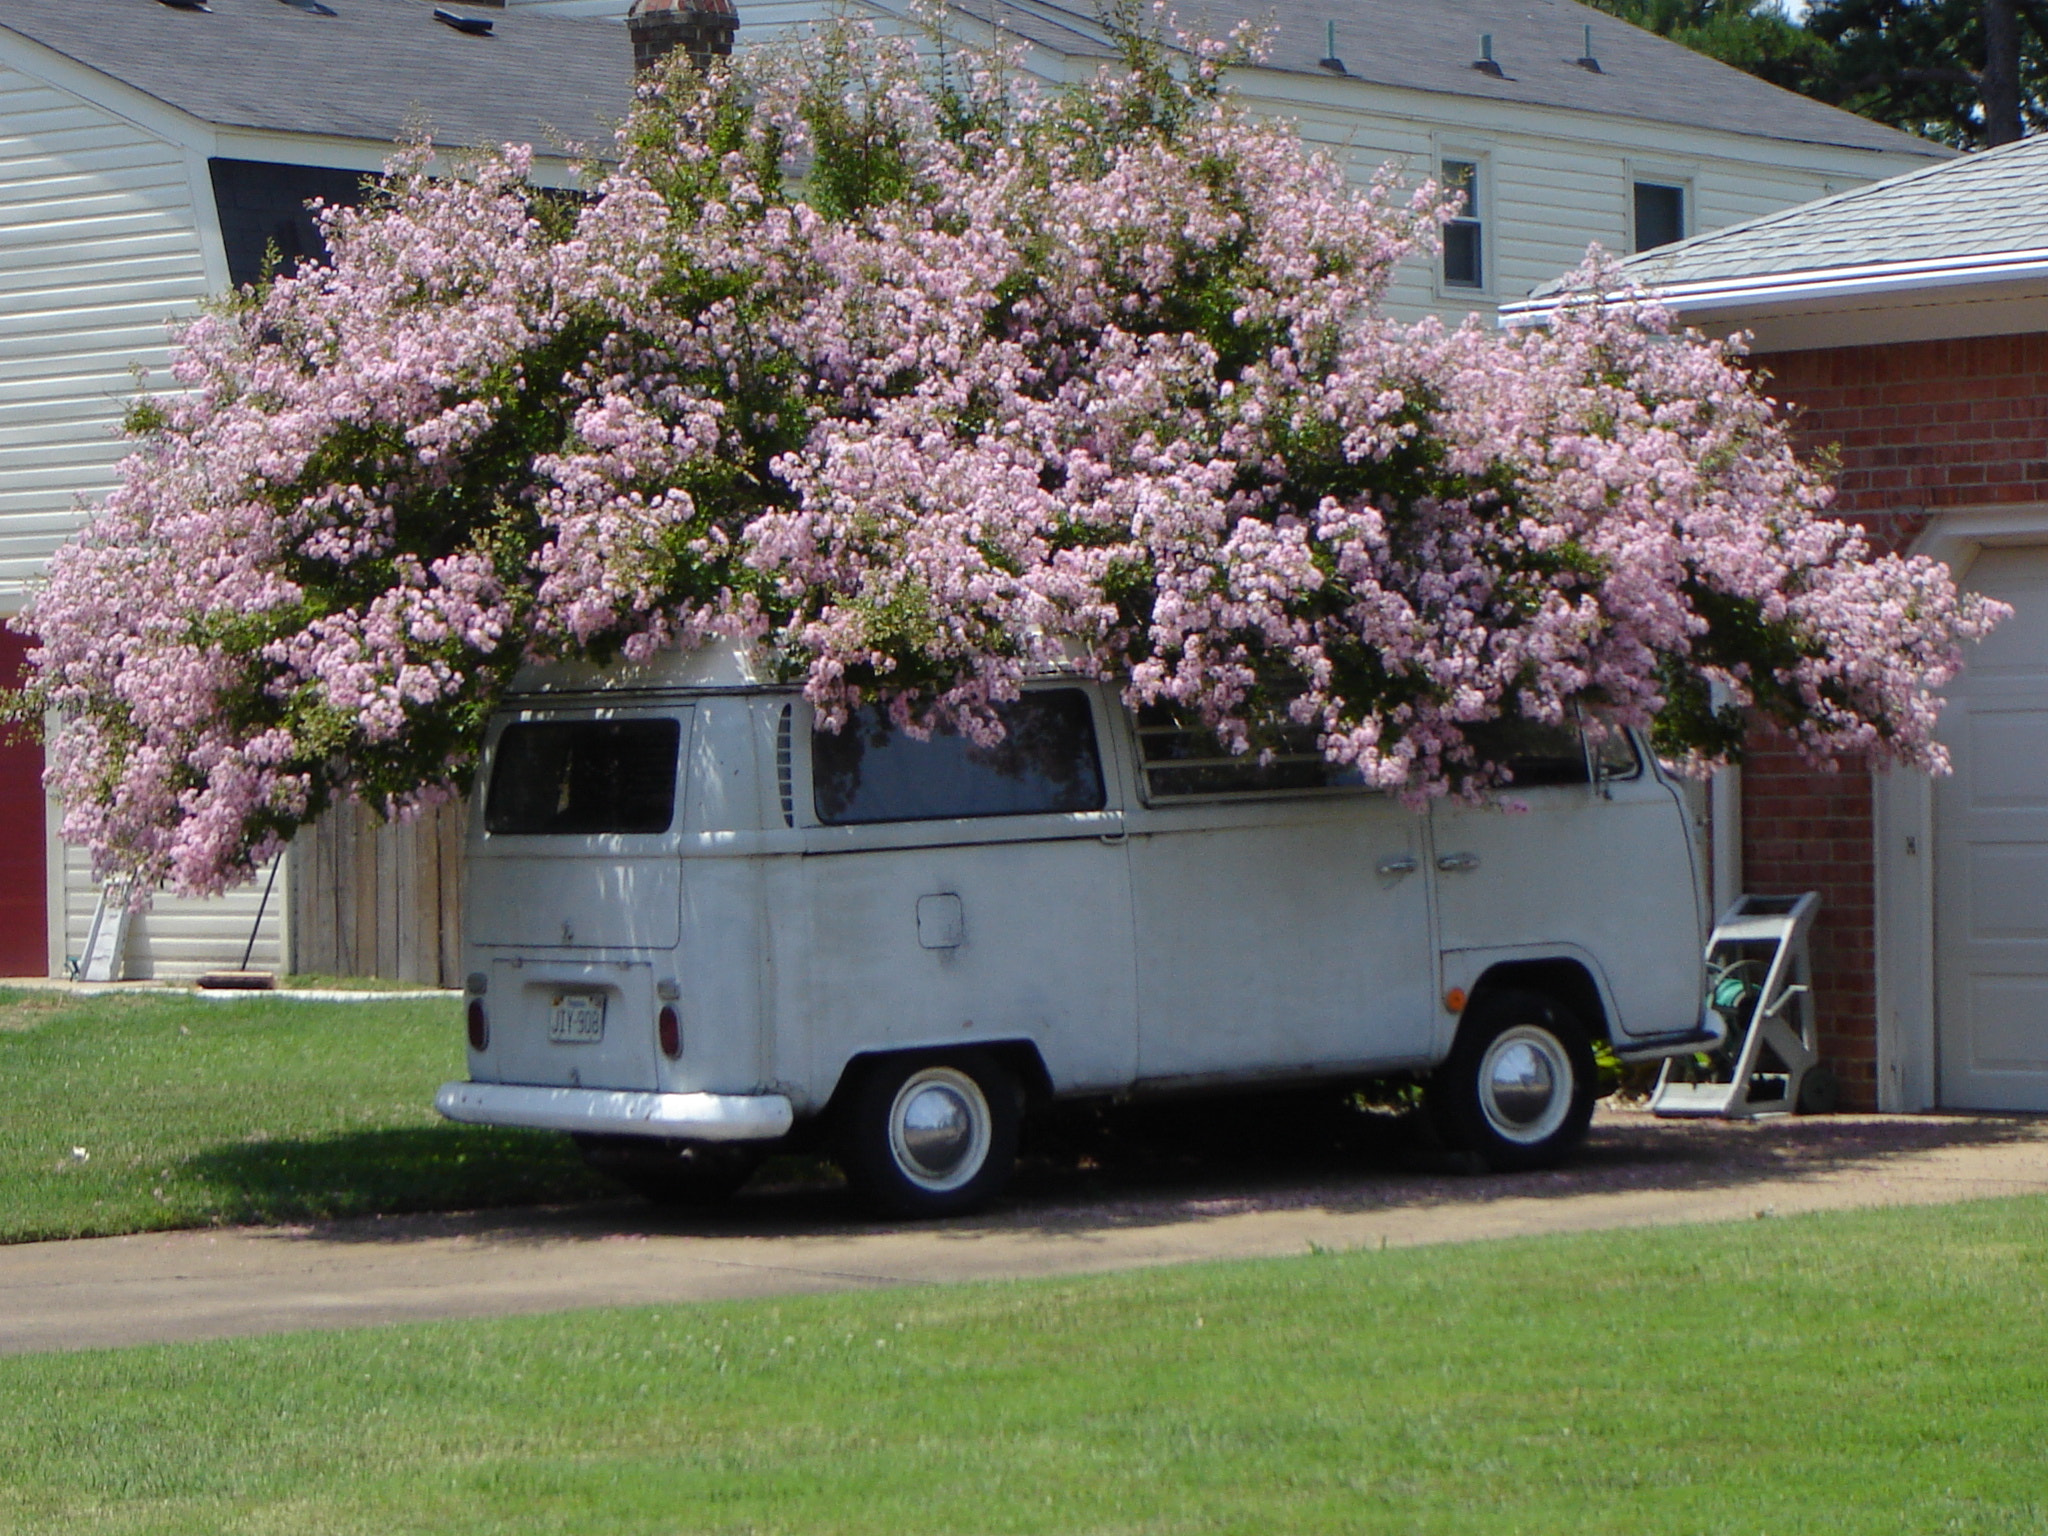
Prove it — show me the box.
[465,707,690,1092]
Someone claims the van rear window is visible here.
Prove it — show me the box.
[813,691,1106,825]
[485,718,683,835]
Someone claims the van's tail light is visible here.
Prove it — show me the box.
[466,999,490,1052]
[657,1004,682,1059]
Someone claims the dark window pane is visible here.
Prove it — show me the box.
[1634,182,1685,252]
[1136,707,1363,799]
[1444,222,1483,287]
[813,691,1105,825]
[207,159,380,288]
[486,719,682,835]
[1442,160,1483,289]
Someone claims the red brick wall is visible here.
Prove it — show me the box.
[1736,740,1880,1105]
[1742,334,2048,1106]
[1763,334,2048,522]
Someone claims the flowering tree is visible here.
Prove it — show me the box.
[11,18,2003,898]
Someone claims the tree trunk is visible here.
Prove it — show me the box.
[1984,0,2024,144]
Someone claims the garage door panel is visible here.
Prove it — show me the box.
[1960,711,2048,809]
[1960,844,2048,943]
[1961,976,2048,1075]
[1959,546,2048,669]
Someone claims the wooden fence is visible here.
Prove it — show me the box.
[289,796,466,986]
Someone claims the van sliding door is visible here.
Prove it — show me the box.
[792,689,1139,1094]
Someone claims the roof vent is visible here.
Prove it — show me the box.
[433,7,494,35]
[1575,24,1602,72]
[279,0,339,13]
[1473,33,1505,77]
[154,0,212,11]
[1318,19,1347,75]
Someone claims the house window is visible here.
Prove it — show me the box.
[208,159,379,288]
[1633,181,1686,252]
[811,691,1106,825]
[1442,159,1483,289]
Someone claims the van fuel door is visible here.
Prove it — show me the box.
[917,892,966,950]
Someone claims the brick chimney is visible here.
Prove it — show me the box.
[628,0,737,73]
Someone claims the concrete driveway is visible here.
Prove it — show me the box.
[3,1105,2045,1357]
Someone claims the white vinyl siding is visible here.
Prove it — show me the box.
[510,0,1932,326]
[1138,67,1922,327]
[0,59,293,978]
[0,61,211,607]
[61,845,287,981]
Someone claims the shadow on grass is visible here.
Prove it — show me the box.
[231,1094,2048,1248]
[177,1126,617,1226]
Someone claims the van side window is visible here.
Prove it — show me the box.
[1137,711,1640,798]
[812,690,1106,825]
[1135,707,1364,799]
[485,718,683,834]
[1460,720,1640,787]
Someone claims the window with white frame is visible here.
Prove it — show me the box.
[1441,159,1484,289]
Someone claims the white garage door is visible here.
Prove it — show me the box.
[1936,544,2048,1110]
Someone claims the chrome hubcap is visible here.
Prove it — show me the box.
[888,1068,991,1191]
[1477,1025,1573,1145]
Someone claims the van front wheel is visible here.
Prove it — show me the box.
[1429,991,1595,1172]
[843,1054,1020,1218]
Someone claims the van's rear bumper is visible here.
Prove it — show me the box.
[435,1082,795,1142]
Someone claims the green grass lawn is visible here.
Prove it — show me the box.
[0,988,610,1243]
[2,1196,2045,1534]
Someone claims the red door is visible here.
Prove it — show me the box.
[0,627,48,976]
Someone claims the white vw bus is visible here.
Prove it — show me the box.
[437,644,1719,1214]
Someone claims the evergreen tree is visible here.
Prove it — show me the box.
[1581,0,1834,95]
[1590,0,2043,147]
[1806,0,2040,145]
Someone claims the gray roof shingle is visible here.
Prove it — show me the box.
[933,0,1949,160]
[1598,133,2048,288]
[1,0,635,156]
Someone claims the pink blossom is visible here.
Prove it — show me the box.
[11,21,2001,895]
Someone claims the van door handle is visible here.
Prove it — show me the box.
[1376,854,1419,876]
[1436,852,1481,872]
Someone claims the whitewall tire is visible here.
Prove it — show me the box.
[843,1053,1020,1217]
[1429,991,1596,1172]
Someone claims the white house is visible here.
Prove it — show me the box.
[523,0,1954,326]
[0,0,1945,982]
[0,0,633,980]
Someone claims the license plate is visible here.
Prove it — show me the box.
[548,992,606,1044]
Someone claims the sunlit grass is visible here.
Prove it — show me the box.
[0,988,608,1243]
[3,1197,2046,1533]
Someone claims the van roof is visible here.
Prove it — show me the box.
[507,641,777,696]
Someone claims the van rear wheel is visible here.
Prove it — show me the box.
[1428,990,1595,1172]
[573,1135,763,1207]
[842,1054,1020,1218]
